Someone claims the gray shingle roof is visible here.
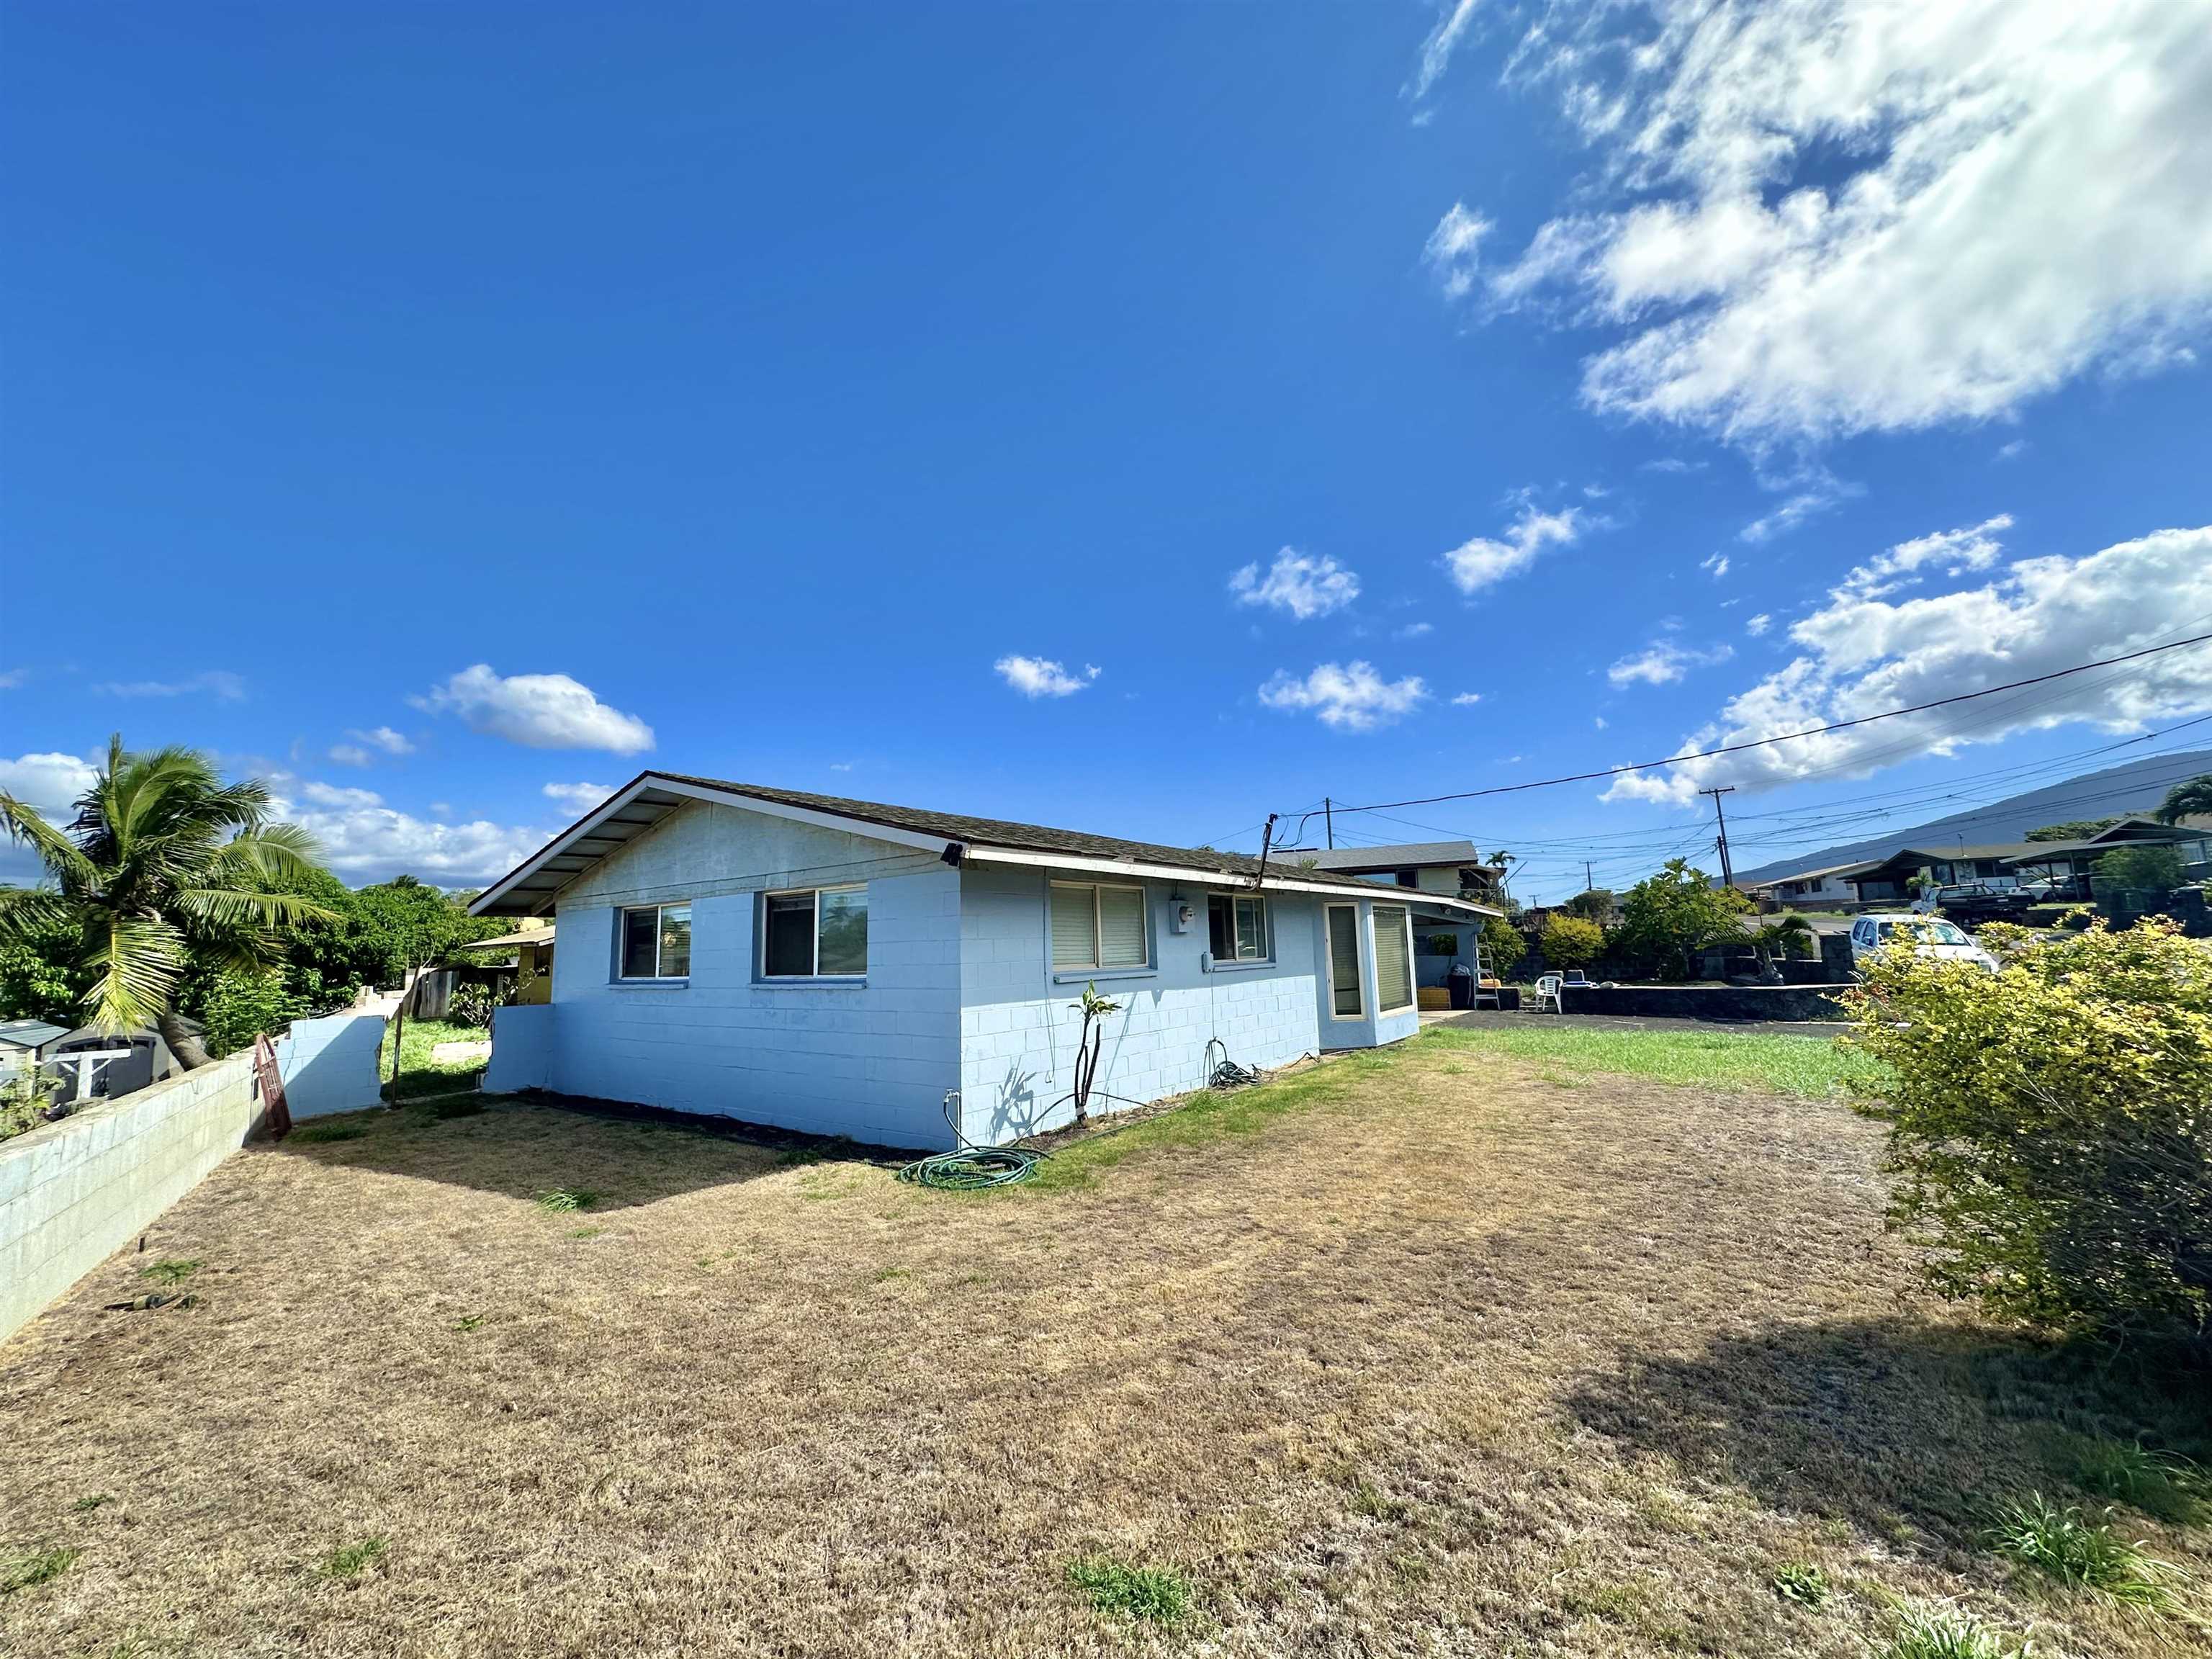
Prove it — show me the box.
[1300,841,1488,872]
[650,773,1276,876]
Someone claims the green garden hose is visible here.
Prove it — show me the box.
[896,1089,1051,1190]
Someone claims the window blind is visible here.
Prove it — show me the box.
[1373,904,1413,1012]
[1051,884,1097,968]
[1097,886,1147,968]
[1328,906,1362,1017]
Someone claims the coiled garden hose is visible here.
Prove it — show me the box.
[896,1089,1051,1190]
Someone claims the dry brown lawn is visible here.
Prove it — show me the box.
[4,1032,2208,1658]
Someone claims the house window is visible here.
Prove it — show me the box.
[1373,904,1414,1013]
[1326,904,1362,1018]
[1206,893,1268,961]
[1051,882,1148,971]
[619,902,691,980]
[761,885,868,978]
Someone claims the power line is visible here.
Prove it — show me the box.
[1292,630,2212,824]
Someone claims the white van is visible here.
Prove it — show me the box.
[1848,913,1999,974]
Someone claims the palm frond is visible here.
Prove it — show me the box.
[84,914,184,1035]
[0,793,100,890]
[171,884,336,934]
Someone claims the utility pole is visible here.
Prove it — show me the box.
[1584,859,1593,893]
[1699,786,1737,889]
[1323,797,1335,850]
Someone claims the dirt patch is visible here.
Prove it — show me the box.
[3,1037,2205,1658]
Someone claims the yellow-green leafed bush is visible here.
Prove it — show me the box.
[1844,919,2211,1356]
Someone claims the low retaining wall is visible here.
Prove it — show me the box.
[1559,983,1851,1022]
[1,1048,269,1344]
[274,1011,387,1119]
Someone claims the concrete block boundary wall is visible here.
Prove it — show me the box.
[0,1048,269,1344]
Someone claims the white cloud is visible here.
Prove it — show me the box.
[1701,552,1730,579]
[1408,0,1482,102]
[1259,662,1428,732]
[1421,202,1494,300]
[1997,439,2029,462]
[1607,640,1735,687]
[289,803,547,884]
[1228,548,1361,621]
[1835,513,2012,602]
[348,726,414,756]
[1745,613,1772,637]
[1604,519,2212,805]
[543,781,617,817]
[1442,502,1583,595]
[94,670,246,701]
[0,751,97,820]
[994,655,1100,698]
[300,781,382,809]
[1640,457,1704,475]
[414,665,654,753]
[1395,621,1434,639]
[0,669,25,690]
[328,745,373,768]
[1451,691,1483,706]
[1470,2,2212,445]
[1594,716,1608,729]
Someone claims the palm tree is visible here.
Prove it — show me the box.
[2154,773,2212,826]
[0,737,331,1069]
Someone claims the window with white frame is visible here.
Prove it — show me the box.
[1205,892,1268,961]
[1372,903,1414,1013]
[618,902,692,980]
[1051,881,1148,971]
[761,885,868,978]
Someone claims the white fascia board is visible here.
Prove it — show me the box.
[956,844,1500,915]
[470,774,957,917]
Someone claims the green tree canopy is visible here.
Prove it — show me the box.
[2091,844,2185,898]
[2023,817,2126,842]
[1614,859,1753,981]
[0,737,331,1066]
[2154,773,2212,826]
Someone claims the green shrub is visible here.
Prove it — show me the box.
[1478,915,1528,977]
[1614,859,1753,981]
[1540,913,1606,971]
[1768,1561,1830,1607]
[194,967,302,1058]
[1876,1600,2027,1659]
[2091,844,2185,900]
[1845,919,2211,1355]
[446,980,508,1030]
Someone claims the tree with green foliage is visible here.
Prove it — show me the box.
[1539,912,1606,971]
[2024,817,2126,842]
[1477,914,1528,978]
[2154,773,2212,826]
[1845,919,2211,1357]
[0,902,96,1026]
[2092,844,2185,899]
[1613,859,1753,981]
[0,737,331,1069]
[1562,887,1616,925]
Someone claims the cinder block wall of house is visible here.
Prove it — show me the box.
[542,802,964,1148]
[955,866,1324,1145]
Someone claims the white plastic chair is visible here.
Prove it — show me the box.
[1533,973,1563,1014]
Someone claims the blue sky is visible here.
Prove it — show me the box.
[5,2,2210,901]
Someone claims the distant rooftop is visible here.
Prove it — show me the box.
[1300,841,1493,873]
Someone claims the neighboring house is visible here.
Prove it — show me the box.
[453,922,557,1006]
[1299,842,1506,987]
[472,775,1499,1149]
[0,1019,71,1078]
[1837,817,2205,904]
[41,1017,202,1100]
[1740,863,1865,907]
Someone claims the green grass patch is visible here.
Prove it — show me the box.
[1984,1493,2180,1607]
[1769,1561,1832,1607]
[1429,1025,1882,1098]
[1877,1599,2028,1659]
[534,1187,599,1213]
[2068,1437,2208,1524]
[72,1493,112,1511]
[379,1017,491,1102]
[138,1259,201,1286]
[1,1547,80,1596]
[318,1536,388,1580]
[1066,1556,1196,1626]
[290,1117,372,1143]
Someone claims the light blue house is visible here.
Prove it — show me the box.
[473,773,1498,1149]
